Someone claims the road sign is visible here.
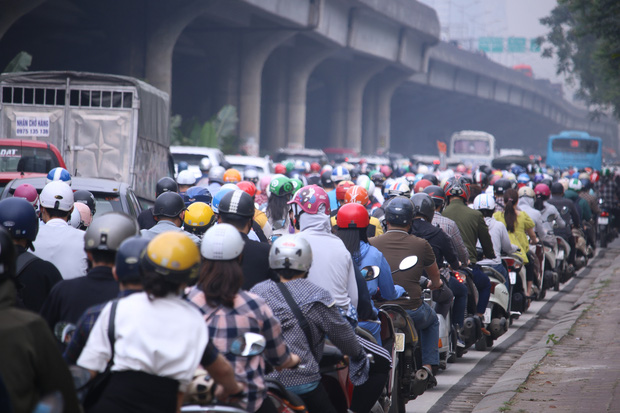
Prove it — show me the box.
[478,37,503,53]
[507,37,526,53]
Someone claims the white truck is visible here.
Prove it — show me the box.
[447,130,497,167]
[0,71,174,202]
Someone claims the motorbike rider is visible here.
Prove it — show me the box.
[196,157,212,187]
[328,166,352,211]
[32,181,88,280]
[137,177,179,230]
[370,196,442,383]
[40,212,139,330]
[566,178,592,222]
[177,169,197,196]
[206,165,226,194]
[140,191,201,246]
[547,182,581,269]
[493,178,513,212]
[596,168,620,230]
[517,187,546,238]
[533,183,566,241]
[266,176,296,241]
[188,224,300,413]
[183,202,216,238]
[0,226,81,413]
[78,231,243,413]
[0,198,62,312]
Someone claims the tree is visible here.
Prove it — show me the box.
[538,0,620,119]
[170,105,239,153]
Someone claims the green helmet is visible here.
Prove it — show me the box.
[285,161,295,173]
[290,178,304,192]
[269,176,295,197]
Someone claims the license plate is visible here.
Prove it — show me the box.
[599,217,609,225]
[509,271,517,285]
[484,308,492,324]
[395,333,405,352]
[557,250,564,260]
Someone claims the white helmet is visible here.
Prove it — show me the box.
[356,175,376,198]
[199,157,212,172]
[568,178,583,191]
[40,181,74,212]
[200,223,245,260]
[472,193,496,211]
[46,167,72,186]
[269,234,313,272]
[177,169,197,186]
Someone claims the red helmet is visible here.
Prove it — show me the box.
[534,183,551,198]
[236,181,257,198]
[310,162,321,173]
[590,171,600,183]
[414,179,433,194]
[336,203,370,229]
[288,185,330,215]
[14,183,39,206]
[344,186,369,206]
[335,181,355,201]
[274,164,286,174]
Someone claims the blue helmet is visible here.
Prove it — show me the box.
[177,161,189,172]
[0,197,39,249]
[115,236,149,283]
[211,187,236,214]
[331,166,351,183]
[517,173,530,184]
[46,167,72,186]
[184,186,213,207]
[511,165,526,176]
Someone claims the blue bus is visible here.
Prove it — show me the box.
[546,131,602,171]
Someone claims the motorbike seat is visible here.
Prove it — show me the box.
[542,240,555,249]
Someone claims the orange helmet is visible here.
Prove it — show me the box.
[223,168,242,184]
[335,180,355,201]
[344,185,369,206]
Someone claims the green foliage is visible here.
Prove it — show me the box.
[170,105,239,153]
[538,0,620,119]
[546,333,559,345]
[3,52,32,73]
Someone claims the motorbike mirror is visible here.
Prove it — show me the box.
[399,255,418,271]
[361,265,380,281]
[553,220,558,229]
[547,214,557,222]
[54,322,76,344]
[561,206,569,214]
[230,332,266,357]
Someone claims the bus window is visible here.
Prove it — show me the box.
[453,139,491,155]
[551,139,599,154]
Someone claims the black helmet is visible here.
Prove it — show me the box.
[473,170,488,187]
[84,212,140,251]
[422,185,445,208]
[156,177,178,197]
[115,236,149,283]
[153,192,186,218]
[371,172,386,186]
[493,178,512,195]
[551,182,565,195]
[443,176,469,201]
[384,196,414,226]
[321,170,334,188]
[218,190,255,218]
[0,226,16,283]
[422,174,439,186]
[73,190,96,216]
[0,198,39,249]
[411,193,435,221]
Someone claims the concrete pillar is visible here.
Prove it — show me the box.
[237,32,294,156]
[0,0,44,41]
[362,81,378,154]
[261,49,289,152]
[327,67,348,149]
[375,71,411,153]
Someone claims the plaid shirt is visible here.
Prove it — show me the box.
[432,212,469,264]
[596,179,618,208]
[579,191,600,215]
[188,288,290,413]
[63,289,140,365]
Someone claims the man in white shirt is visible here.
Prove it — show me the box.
[32,181,88,280]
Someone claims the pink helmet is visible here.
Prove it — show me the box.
[70,202,92,230]
[259,174,272,192]
[288,185,330,215]
[14,183,39,211]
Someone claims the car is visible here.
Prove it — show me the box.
[0,139,67,191]
[224,155,272,178]
[0,177,142,218]
[170,146,226,179]
[272,147,328,165]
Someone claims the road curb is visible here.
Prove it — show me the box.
[472,249,620,413]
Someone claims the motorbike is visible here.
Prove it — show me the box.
[476,265,510,350]
[554,235,572,289]
[598,198,615,248]
[501,253,527,319]
[572,226,589,270]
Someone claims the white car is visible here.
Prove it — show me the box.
[170,146,226,179]
[225,155,272,178]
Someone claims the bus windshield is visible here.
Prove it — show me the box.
[453,139,491,156]
[551,138,599,154]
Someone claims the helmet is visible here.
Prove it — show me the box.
[422,174,439,185]
[14,183,39,211]
[384,196,414,226]
[473,170,488,187]
[84,212,139,251]
[517,173,530,184]
[285,161,295,173]
[177,161,189,172]
[568,178,583,191]
[199,157,212,172]
[156,177,178,197]
[236,181,257,198]
[344,186,369,206]
[379,165,393,178]
[310,162,321,173]
[443,177,469,201]
[177,170,197,186]
[184,202,215,235]
[153,192,186,218]
[0,198,39,244]
[534,183,551,198]
[331,166,351,183]
[141,231,200,283]
[335,181,355,201]
[356,175,376,198]
[184,186,213,206]
[211,187,236,214]
[422,185,445,208]
[472,193,496,210]
[200,223,245,260]
[73,190,96,216]
[417,165,429,174]
[218,190,255,218]
[385,181,411,198]
[208,166,226,185]
[411,193,435,221]
[288,185,330,216]
[590,171,600,183]
[494,178,512,195]
[70,203,92,230]
[289,177,304,193]
[0,226,16,282]
[269,176,295,197]
[223,169,242,184]
[243,168,259,184]
[269,234,313,272]
[511,165,527,176]
[115,236,150,283]
[371,172,386,186]
[580,178,592,191]
[414,179,432,194]
[258,175,272,192]
[336,203,370,229]
[518,186,535,198]
[46,167,72,186]
[274,164,286,175]
[551,182,565,195]
[40,181,74,211]
[320,170,334,187]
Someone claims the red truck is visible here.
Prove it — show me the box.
[0,139,66,190]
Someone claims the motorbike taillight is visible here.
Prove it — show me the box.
[601,211,610,217]
[454,272,465,283]
[490,282,496,294]
[504,258,515,268]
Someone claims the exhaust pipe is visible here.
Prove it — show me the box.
[489,317,507,338]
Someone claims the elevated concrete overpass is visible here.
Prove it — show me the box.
[1,0,617,158]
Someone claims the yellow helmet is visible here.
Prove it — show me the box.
[183,202,215,236]
[141,232,200,283]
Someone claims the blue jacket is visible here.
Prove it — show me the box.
[354,242,405,307]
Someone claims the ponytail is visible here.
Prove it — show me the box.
[503,189,518,233]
